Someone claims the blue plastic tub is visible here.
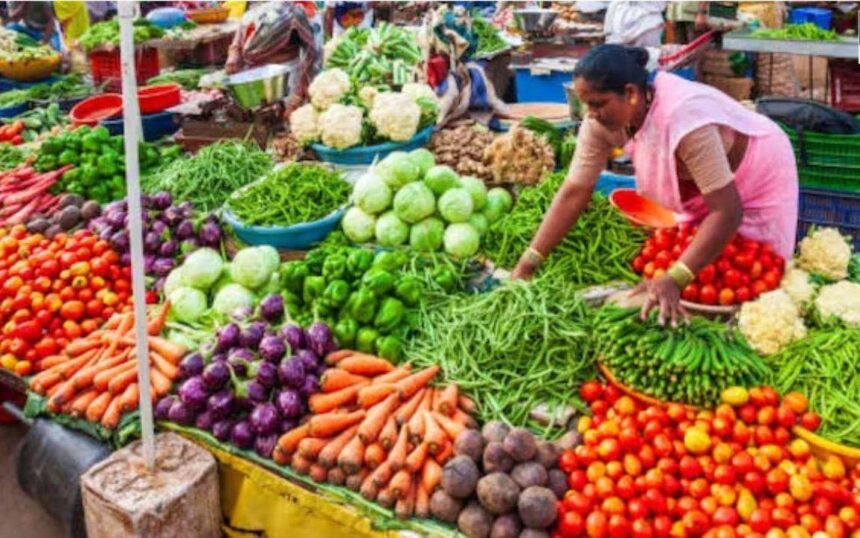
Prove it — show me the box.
[312,126,434,166]
[797,188,860,250]
[595,171,636,196]
[513,67,570,103]
[790,7,832,30]
[100,110,180,141]
[0,102,28,119]
[0,75,61,93]
[222,206,346,250]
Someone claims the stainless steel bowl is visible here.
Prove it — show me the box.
[227,64,290,109]
[514,8,558,35]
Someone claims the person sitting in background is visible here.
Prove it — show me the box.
[604,1,668,47]
[5,1,61,50]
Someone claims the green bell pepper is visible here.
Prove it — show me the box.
[79,163,98,185]
[322,253,348,282]
[356,327,380,353]
[305,249,327,275]
[375,335,402,361]
[322,279,350,308]
[302,275,326,304]
[280,261,309,294]
[372,251,407,272]
[394,276,421,306]
[97,154,118,177]
[58,149,77,166]
[92,125,110,142]
[39,138,61,156]
[334,318,359,348]
[346,249,374,277]
[361,268,395,297]
[433,266,458,292]
[81,132,101,152]
[349,288,378,324]
[282,291,302,316]
[373,297,405,334]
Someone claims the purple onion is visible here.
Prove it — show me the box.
[212,419,233,441]
[151,219,168,237]
[163,206,182,226]
[254,433,278,459]
[277,357,305,389]
[211,352,226,363]
[207,389,235,420]
[280,324,305,351]
[178,352,205,379]
[168,399,195,425]
[155,396,176,420]
[120,252,132,266]
[178,200,194,218]
[230,420,255,449]
[230,306,253,323]
[106,210,127,229]
[195,410,215,431]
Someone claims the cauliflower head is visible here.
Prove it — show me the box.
[815,281,860,328]
[309,68,351,110]
[369,92,421,142]
[318,104,363,149]
[738,289,807,356]
[402,83,438,105]
[798,227,852,280]
[780,263,816,308]
[288,104,320,144]
[358,86,379,109]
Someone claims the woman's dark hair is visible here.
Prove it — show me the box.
[572,44,649,94]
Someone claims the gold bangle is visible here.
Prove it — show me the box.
[527,247,545,262]
[667,262,695,289]
[523,247,545,267]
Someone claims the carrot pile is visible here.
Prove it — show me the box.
[27,303,186,430]
[273,350,478,520]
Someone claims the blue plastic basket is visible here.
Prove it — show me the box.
[0,102,28,119]
[312,126,434,166]
[797,188,860,250]
[100,110,180,141]
[595,171,636,196]
[222,207,346,250]
[789,7,832,30]
[0,75,61,93]
[513,67,570,103]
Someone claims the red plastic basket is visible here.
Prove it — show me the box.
[69,93,123,126]
[138,83,181,114]
[89,46,160,93]
[830,61,860,113]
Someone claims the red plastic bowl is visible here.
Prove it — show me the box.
[609,188,676,229]
[138,83,181,115]
[69,94,123,126]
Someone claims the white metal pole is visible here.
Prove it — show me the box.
[117,1,155,470]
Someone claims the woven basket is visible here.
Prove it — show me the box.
[703,74,754,101]
[0,53,62,81]
[187,7,230,24]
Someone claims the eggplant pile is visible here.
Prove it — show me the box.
[155,294,338,459]
[88,191,224,290]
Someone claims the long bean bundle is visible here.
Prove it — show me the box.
[142,141,272,211]
[482,172,646,286]
[768,328,860,447]
[405,279,594,436]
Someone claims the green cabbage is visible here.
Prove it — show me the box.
[375,211,409,247]
[409,217,445,252]
[231,247,276,290]
[376,151,419,189]
[353,172,392,214]
[168,286,208,323]
[459,176,488,210]
[342,206,377,243]
[468,213,489,236]
[163,267,186,297]
[393,181,436,224]
[423,165,460,196]
[213,283,256,316]
[181,247,223,291]
[444,223,480,259]
[257,245,280,275]
[409,148,435,178]
[484,187,513,223]
[437,188,474,223]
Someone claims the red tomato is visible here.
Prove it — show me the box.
[585,511,608,538]
[800,412,821,431]
[608,514,631,538]
[59,300,85,321]
[580,381,604,403]
[644,489,668,515]
[641,246,657,262]
[564,491,592,515]
[559,511,585,538]
[631,518,654,538]
[683,510,710,536]
[767,468,790,495]
[733,252,754,271]
[723,269,742,288]
[762,270,781,290]
[697,264,716,285]
[654,251,671,270]
[713,464,736,485]
[632,256,646,273]
[681,283,699,302]
[749,508,772,533]
[560,450,578,473]
[734,286,751,303]
[743,471,766,495]
[699,285,718,305]
[718,288,735,306]
[628,498,649,521]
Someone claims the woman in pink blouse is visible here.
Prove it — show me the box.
[512,45,798,325]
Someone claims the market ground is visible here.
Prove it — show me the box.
[0,424,64,538]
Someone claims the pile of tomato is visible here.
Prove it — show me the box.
[0,121,24,146]
[0,226,131,375]
[552,382,860,538]
[631,225,786,306]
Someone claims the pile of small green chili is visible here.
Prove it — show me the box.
[142,140,272,211]
[227,163,350,227]
[404,278,595,437]
[481,171,647,286]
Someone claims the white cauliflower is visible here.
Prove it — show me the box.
[738,289,807,356]
[401,82,439,106]
[318,104,363,149]
[308,68,351,110]
[369,92,421,142]
[797,227,852,281]
[288,104,320,144]
[358,86,379,109]
[815,281,860,328]
[780,263,816,308]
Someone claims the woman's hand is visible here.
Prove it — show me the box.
[630,275,689,327]
[511,257,538,281]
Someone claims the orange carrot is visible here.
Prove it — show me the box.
[308,409,366,438]
[337,355,394,376]
[453,408,478,429]
[458,394,477,414]
[357,383,396,409]
[108,367,138,395]
[434,440,453,464]
[277,424,310,454]
[148,301,171,335]
[59,349,99,378]
[415,483,430,519]
[69,389,99,417]
[93,361,135,392]
[65,337,100,357]
[149,366,174,396]
[48,379,80,407]
[346,469,369,492]
[307,382,368,414]
[406,442,429,473]
[150,352,178,380]
[148,336,187,364]
[434,384,458,416]
[408,390,432,443]
[360,471,379,501]
[318,425,359,468]
[291,454,312,475]
[377,486,396,509]
[364,442,386,469]
[370,461,394,488]
[100,395,123,429]
[309,464,328,483]
[395,388,426,426]
[114,311,135,334]
[273,446,290,466]
[325,349,354,365]
[35,354,68,371]
[386,427,409,471]
[372,366,412,385]
[320,369,369,393]
[298,437,330,460]
[432,411,466,441]
[70,352,128,390]
[389,469,412,500]
[327,467,347,486]
[358,393,400,444]
[421,459,442,493]
[379,416,398,450]
[30,371,62,395]
[423,411,446,455]
[120,383,139,412]
[337,436,366,475]
[394,366,440,400]
[395,482,416,520]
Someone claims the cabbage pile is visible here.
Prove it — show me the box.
[341,149,512,259]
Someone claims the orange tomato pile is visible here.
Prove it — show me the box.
[553,382,860,538]
[0,225,131,375]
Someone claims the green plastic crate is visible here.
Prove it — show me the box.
[781,124,860,169]
[798,165,860,193]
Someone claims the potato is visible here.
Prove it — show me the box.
[503,428,536,462]
[455,429,485,463]
[26,217,50,234]
[59,193,84,209]
[80,200,101,220]
[533,441,561,469]
[430,489,463,523]
[518,529,549,538]
[458,501,494,538]
[483,442,513,474]
[511,462,548,489]
[482,420,510,443]
[477,473,520,515]
[58,205,81,231]
[554,430,582,452]
[490,513,522,538]
[517,487,558,529]
[442,455,480,499]
[546,469,568,500]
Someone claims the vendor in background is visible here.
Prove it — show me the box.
[511,45,798,325]
[54,1,89,43]
[5,1,62,50]
[224,1,320,115]
[604,1,667,47]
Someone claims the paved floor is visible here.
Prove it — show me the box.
[0,423,64,538]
